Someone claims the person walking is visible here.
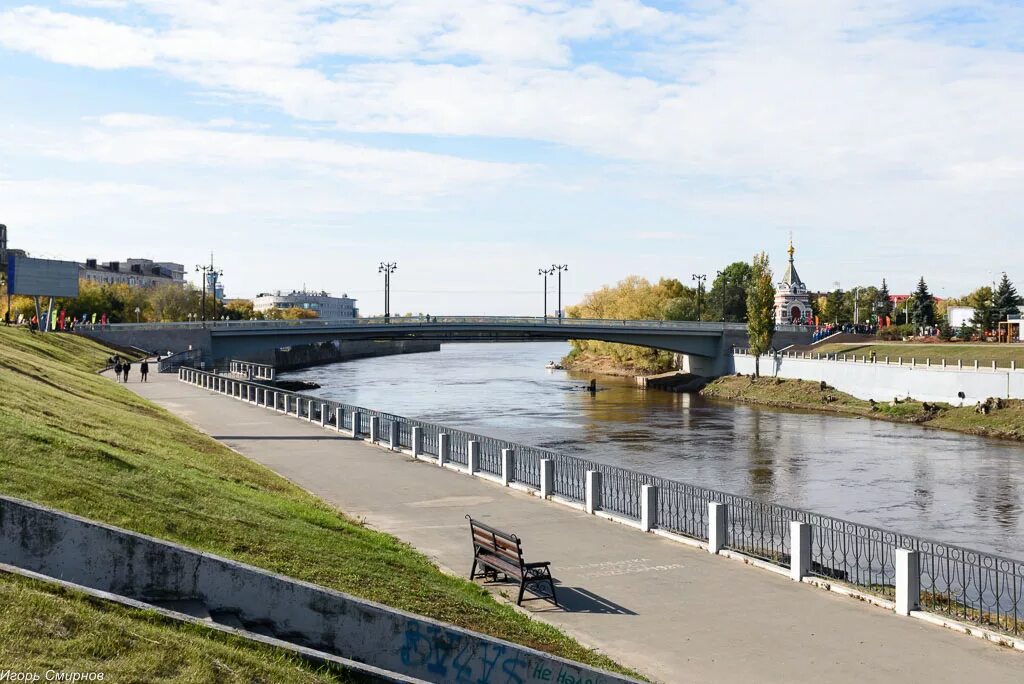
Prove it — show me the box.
[113,358,123,382]
[140,359,149,383]
[123,360,131,383]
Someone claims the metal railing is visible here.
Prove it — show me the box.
[95,316,813,334]
[177,367,1024,639]
[157,349,203,373]
[228,360,275,380]
[735,348,1023,372]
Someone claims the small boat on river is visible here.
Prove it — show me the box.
[545,361,564,370]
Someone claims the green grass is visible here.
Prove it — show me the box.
[701,375,1024,441]
[0,326,634,677]
[0,571,357,683]
[812,342,1024,368]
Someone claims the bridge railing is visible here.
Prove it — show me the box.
[157,349,203,373]
[93,316,813,334]
[175,367,1023,640]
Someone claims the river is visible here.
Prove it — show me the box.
[283,342,1024,558]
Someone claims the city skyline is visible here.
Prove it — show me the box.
[1,1,1022,314]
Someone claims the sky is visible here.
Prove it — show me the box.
[0,1,1022,315]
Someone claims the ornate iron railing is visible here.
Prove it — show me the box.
[178,367,1024,638]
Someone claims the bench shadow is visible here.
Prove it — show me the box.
[545,585,636,615]
[478,577,635,615]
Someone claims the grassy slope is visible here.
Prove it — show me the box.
[0,327,631,677]
[813,342,1024,368]
[701,375,1024,441]
[0,572,355,683]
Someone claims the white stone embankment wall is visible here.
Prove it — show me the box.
[0,496,636,684]
[730,353,1024,404]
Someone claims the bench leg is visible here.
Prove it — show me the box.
[470,558,478,581]
[517,579,527,606]
[547,577,559,607]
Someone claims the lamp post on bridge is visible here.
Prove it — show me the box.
[195,254,222,329]
[552,264,568,321]
[379,262,397,323]
[538,267,555,320]
[692,273,706,321]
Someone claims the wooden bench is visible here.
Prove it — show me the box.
[467,515,558,607]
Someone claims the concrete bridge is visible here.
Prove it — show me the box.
[79,316,814,375]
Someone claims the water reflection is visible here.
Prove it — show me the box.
[285,342,1024,557]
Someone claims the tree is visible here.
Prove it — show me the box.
[224,299,258,320]
[823,288,849,324]
[967,286,995,333]
[746,252,775,378]
[565,275,696,372]
[911,277,935,327]
[707,261,752,322]
[877,279,893,321]
[992,272,1022,322]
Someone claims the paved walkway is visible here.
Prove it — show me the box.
[123,371,1023,683]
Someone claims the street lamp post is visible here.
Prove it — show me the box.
[134,306,140,323]
[379,262,397,322]
[692,274,707,321]
[195,254,223,329]
[538,267,555,319]
[552,264,568,320]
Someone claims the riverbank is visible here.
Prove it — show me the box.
[700,375,1024,441]
[0,327,631,678]
[560,349,672,377]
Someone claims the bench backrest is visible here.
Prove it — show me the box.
[467,516,524,569]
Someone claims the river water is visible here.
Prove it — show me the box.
[283,342,1024,558]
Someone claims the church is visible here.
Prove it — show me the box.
[774,239,811,325]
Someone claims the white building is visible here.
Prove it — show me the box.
[774,240,811,325]
[947,306,975,329]
[253,290,358,319]
[81,258,185,288]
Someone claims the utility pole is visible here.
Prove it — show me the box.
[195,253,222,329]
[379,262,397,322]
[538,267,554,319]
[692,273,706,320]
[552,264,568,320]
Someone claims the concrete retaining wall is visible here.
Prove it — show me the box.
[730,353,1024,404]
[271,339,441,371]
[0,496,636,684]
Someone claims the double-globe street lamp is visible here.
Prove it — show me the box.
[539,265,569,321]
[379,262,397,322]
[538,267,555,319]
[692,273,706,321]
[196,257,223,329]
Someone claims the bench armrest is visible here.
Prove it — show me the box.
[524,561,551,569]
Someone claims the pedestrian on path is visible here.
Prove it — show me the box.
[113,359,123,382]
[123,361,131,383]
[140,359,149,382]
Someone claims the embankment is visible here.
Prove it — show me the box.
[0,326,632,678]
[701,375,1024,442]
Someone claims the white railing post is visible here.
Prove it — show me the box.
[958,359,963,370]
[790,521,811,581]
[641,485,658,532]
[585,470,602,514]
[412,427,423,457]
[501,449,514,486]
[438,433,450,466]
[468,440,480,474]
[540,459,554,498]
[335,407,344,432]
[708,502,727,554]
[369,416,380,443]
[307,400,315,422]
[974,360,979,370]
[992,360,997,371]
[351,411,362,438]
[294,396,300,419]
[320,403,327,428]
[895,549,921,616]
[390,420,400,450]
